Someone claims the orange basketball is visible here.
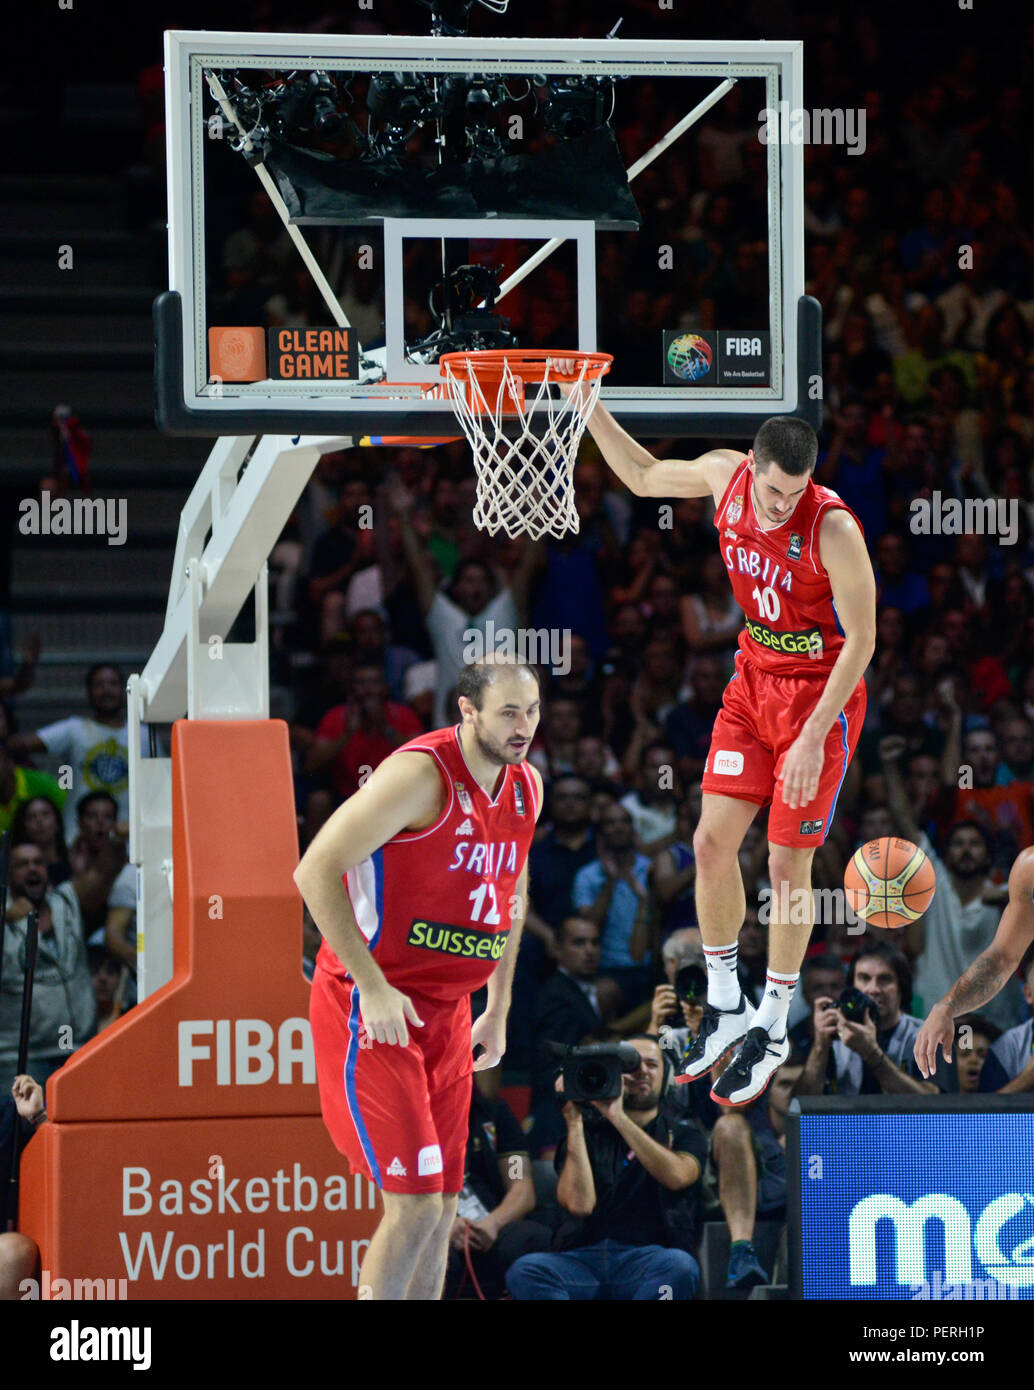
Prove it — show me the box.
[843,837,936,929]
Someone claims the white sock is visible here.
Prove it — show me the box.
[703,942,741,1010]
[752,969,799,1039]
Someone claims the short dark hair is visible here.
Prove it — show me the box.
[11,796,67,854]
[456,659,539,711]
[945,819,995,861]
[76,790,118,820]
[86,662,123,692]
[849,940,913,1008]
[802,953,847,980]
[557,915,598,944]
[752,417,818,477]
[955,1012,1001,1044]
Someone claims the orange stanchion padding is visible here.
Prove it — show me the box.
[16,721,381,1298]
[49,721,319,1122]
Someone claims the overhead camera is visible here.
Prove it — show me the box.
[543,76,616,138]
[367,72,435,153]
[220,70,351,146]
[409,263,517,364]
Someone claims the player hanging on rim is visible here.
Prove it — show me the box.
[914,845,1034,1080]
[561,376,877,1106]
[295,655,542,1299]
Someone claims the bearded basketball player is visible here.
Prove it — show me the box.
[565,382,876,1107]
[295,656,542,1299]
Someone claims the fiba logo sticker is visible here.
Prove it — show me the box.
[664,332,714,384]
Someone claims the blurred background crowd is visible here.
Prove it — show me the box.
[2,0,1033,1298]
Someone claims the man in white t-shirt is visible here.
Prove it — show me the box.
[388,482,541,727]
[10,663,129,842]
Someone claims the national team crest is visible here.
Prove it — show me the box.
[788,532,803,561]
[727,495,744,525]
[513,780,526,815]
[455,782,473,813]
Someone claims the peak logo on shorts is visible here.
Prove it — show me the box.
[418,1145,443,1176]
[407,919,509,960]
[799,818,824,835]
[712,751,744,775]
[744,616,824,659]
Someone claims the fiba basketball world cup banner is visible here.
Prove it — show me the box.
[18,722,382,1299]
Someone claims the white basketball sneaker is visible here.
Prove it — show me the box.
[710,1026,791,1108]
[674,992,755,1084]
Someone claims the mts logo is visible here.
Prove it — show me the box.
[725,337,763,355]
[178,1019,316,1086]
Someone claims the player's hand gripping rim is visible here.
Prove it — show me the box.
[359,978,424,1047]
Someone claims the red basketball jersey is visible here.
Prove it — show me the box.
[315,724,538,1003]
[713,457,865,677]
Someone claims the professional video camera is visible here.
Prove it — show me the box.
[550,1041,643,1104]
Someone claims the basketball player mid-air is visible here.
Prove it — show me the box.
[295,657,542,1300]
[564,375,877,1106]
[914,845,1034,1078]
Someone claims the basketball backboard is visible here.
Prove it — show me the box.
[155,30,819,439]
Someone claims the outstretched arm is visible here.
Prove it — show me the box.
[559,384,740,502]
[914,846,1034,1077]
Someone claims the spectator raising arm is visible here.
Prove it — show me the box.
[385,481,439,617]
[879,735,923,844]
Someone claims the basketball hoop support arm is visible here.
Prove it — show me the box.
[127,432,352,1000]
[482,77,737,309]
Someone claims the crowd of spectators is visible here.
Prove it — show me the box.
[4,2,1034,1298]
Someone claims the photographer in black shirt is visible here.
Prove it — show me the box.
[506,1035,706,1300]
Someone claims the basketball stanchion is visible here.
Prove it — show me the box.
[439,349,612,540]
[6,907,40,1232]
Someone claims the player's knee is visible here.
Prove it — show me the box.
[693,822,736,873]
[767,844,815,888]
[381,1191,445,1239]
[712,1111,751,1158]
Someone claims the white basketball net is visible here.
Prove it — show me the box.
[440,354,605,540]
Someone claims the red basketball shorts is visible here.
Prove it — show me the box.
[309,966,472,1194]
[701,657,866,847]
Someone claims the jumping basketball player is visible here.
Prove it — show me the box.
[295,656,542,1299]
[564,382,876,1106]
[915,845,1034,1078]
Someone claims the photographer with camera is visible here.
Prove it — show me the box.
[506,1035,706,1300]
[793,941,953,1095]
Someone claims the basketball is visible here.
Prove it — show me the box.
[843,837,936,929]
